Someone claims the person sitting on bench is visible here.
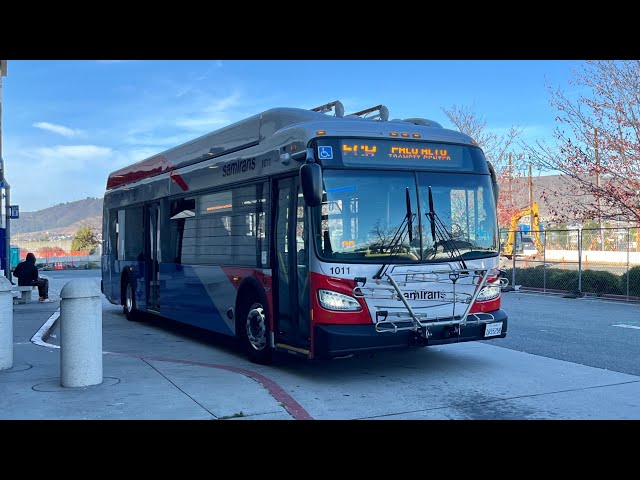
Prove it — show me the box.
[13,252,50,302]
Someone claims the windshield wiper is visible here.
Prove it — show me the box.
[373,188,416,279]
[425,186,467,270]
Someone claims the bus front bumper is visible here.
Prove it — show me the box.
[313,309,508,359]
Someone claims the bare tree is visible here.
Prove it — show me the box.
[525,60,640,225]
[368,219,396,251]
[442,104,526,226]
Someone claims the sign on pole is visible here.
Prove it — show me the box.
[9,205,18,219]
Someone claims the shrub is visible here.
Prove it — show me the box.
[545,269,579,291]
[505,265,637,296]
[627,266,640,297]
[580,270,623,296]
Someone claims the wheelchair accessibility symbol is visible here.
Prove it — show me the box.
[318,146,333,160]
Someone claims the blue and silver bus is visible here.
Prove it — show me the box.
[102,101,508,364]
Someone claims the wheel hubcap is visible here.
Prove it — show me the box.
[246,303,267,351]
[126,284,133,312]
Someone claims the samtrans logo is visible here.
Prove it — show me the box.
[403,291,446,300]
[223,158,256,177]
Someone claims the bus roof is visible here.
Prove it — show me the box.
[106,104,476,190]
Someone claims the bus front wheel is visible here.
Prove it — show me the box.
[239,295,273,365]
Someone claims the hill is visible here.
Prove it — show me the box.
[12,197,103,241]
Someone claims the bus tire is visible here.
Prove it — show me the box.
[237,293,273,365]
[123,280,139,322]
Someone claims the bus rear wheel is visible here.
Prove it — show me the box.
[239,296,273,365]
[123,282,138,321]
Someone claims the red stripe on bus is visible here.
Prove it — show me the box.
[106,154,174,190]
[170,171,189,191]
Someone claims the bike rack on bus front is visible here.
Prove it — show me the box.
[353,268,508,338]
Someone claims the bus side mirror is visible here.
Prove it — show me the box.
[300,162,323,207]
[487,161,499,207]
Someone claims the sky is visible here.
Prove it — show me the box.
[0,59,585,212]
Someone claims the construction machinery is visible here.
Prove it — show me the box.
[501,202,544,258]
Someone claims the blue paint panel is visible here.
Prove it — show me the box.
[159,263,233,336]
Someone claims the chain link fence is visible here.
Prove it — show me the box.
[500,227,640,301]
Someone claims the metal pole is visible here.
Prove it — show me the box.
[0,70,4,231]
[577,227,582,294]
[627,227,631,299]
[529,161,534,228]
[543,229,547,292]
[512,230,516,288]
[0,70,4,276]
[0,64,7,280]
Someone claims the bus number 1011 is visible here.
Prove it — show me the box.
[330,266,350,275]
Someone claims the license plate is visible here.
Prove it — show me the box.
[484,322,503,337]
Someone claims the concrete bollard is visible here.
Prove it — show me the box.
[60,279,103,387]
[0,276,14,370]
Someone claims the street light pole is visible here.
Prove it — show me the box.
[0,60,7,278]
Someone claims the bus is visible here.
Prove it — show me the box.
[102,100,508,364]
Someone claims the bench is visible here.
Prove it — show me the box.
[13,285,36,304]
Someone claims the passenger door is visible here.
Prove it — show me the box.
[273,177,311,350]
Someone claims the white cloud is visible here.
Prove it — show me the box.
[33,122,83,138]
[6,143,143,211]
[174,115,231,130]
[36,145,111,159]
[209,92,241,111]
[173,92,242,131]
[31,145,112,171]
[119,91,243,139]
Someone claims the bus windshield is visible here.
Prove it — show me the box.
[315,169,499,263]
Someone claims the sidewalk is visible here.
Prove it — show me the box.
[4,276,639,420]
[1,283,304,420]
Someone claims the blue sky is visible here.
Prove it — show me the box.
[1,59,584,212]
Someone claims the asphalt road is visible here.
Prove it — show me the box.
[494,291,640,376]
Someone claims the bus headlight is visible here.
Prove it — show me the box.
[318,289,362,311]
[477,285,501,302]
